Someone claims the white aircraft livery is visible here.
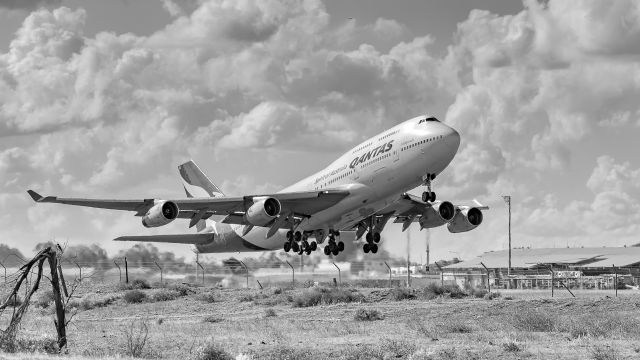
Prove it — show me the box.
[28,115,488,256]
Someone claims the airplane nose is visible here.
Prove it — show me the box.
[445,126,460,153]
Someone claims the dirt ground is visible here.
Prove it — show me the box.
[2,281,640,359]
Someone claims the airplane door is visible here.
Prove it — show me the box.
[393,149,399,162]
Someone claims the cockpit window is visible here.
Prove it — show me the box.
[425,116,439,122]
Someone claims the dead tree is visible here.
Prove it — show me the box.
[0,246,67,351]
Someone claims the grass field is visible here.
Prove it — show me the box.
[2,280,640,359]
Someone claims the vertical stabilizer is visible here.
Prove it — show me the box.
[178,160,225,231]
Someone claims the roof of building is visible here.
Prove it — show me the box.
[444,247,640,269]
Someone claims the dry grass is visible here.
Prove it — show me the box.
[3,284,640,359]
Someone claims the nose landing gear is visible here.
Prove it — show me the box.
[422,173,436,202]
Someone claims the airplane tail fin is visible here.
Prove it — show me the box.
[178,160,225,231]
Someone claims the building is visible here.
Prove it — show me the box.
[442,247,640,289]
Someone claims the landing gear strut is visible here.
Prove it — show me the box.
[422,173,436,202]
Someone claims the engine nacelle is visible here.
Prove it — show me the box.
[245,197,281,226]
[447,207,483,233]
[419,201,456,229]
[142,201,179,228]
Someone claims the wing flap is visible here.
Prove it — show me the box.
[114,233,214,245]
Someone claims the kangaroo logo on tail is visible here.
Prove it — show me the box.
[178,160,225,231]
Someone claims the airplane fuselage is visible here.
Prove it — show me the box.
[194,115,460,253]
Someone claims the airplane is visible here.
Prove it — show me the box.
[27,115,488,256]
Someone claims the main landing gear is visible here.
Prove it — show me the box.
[421,173,436,203]
[323,230,344,257]
[284,231,317,255]
[362,216,380,254]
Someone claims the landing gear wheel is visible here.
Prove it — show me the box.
[292,242,300,253]
[373,232,381,243]
[332,247,339,256]
[286,231,293,240]
[337,241,344,251]
[430,191,436,202]
[305,249,312,255]
[365,232,373,243]
[310,242,317,251]
[298,247,304,255]
[422,191,429,202]
[302,240,309,250]
[324,246,331,255]
[284,242,291,252]
[371,243,378,254]
[294,231,302,242]
[363,243,370,253]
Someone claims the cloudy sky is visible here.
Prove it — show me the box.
[1,0,639,263]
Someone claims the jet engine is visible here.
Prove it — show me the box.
[245,197,281,226]
[142,201,179,228]
[447,207,483,233]
[419,201,456,229]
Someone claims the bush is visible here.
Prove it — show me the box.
[484,292,501,300]
[122,320,148,358]
[293,287,364,307]
[238,294,254,302]
[512,309,555,332]
[33,290,55,308]
[354,308,384,321]
[0,336,59,354]
[502,342,522,352]
[4,294,22,307]
[203,316,223,323]
[151,289,179,302]
[421,283,467,300]
[123,290,147,304]
[264,308,277,318]
[132,279,151,289]
[68,294,118,311]
[168,283,193,296]
[445,322,473,333]
[391,287,415,301]
[469,288,488,298]
[195,342,234,360]
[197,292,217,303]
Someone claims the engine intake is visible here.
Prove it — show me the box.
[245,197,281,226]
[418,201,455,229]
[447,207,483,233]
[142,201,179,228]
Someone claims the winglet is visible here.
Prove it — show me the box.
[27,190,44,202]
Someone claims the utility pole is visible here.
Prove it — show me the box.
[425,229,431,271]
[502,195,512,276]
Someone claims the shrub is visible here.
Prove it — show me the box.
[195,342,234,360]
[69,294,118,310]
[4,294,22,307]
[502,342,522,352]
[238,294,254,302]
[354,308,384,321]
[421,283,467,300]
[293,287,364,307]
[273,287,282,295]
[123,290,147,304]
[0,336,59,354]
[203,316,223,323]
[445,322,472,333]
[391,287,415,301]
[33,290,55,308]
[469,288,488,298]
[512,309,555,332]
[264,308,277,318]
[591,345,617,360]
[132,279,151,289]
[197,292,217,303]
[151,289,179,302]
[122,320,148,358]
[484,292,501,300]
[168,283,193,296]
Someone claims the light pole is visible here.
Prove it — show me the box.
[502,195,511,276]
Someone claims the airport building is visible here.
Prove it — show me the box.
[442,247,640,289]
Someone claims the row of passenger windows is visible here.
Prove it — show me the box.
[378,130,398,141]
[360,153,390,168]
[352,142,372,154]
[401,135,443,151]
[315,170,355,190]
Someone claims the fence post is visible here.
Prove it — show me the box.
[113,260,122,283]
[154,261,163,284]
[332,262,341,285]
[546,265,554,297]
[384,261,392,288]
[286,260,294,286]
[435,262,444,287]
[0,261,5,282]
[196,260,205,284]
[480,262,490,293]
[613,264,617,297]
[239,260,249,288]
[124,257,129,284]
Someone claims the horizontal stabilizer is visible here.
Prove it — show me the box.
[114,233,214,245]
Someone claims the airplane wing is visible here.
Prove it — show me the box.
[114,233,214,244]
[27,189,349,221]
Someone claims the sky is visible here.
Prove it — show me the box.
[1,0,639,264]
